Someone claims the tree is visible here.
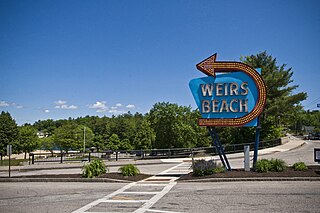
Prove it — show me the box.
[0,111,19,154]
[106,134,121,150]
[33,119,57,136]
[53,123,94,152]
[39,136,55,156]
[148,102,209,149]
[106,113,137,147]
[133,119,155,150]
[119,138,133,150]
[239,51,307,140]
[18,125,39,159]
[297,110,320,133]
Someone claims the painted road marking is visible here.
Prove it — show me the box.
[147,209,184,213]
[72,162,191,213]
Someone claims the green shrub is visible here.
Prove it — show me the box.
[293,162,308,171]
[255,159,287,173]
[82,159,107,178]
[255,159,271,173]
[213,166,225,173]
[193,159,223,176]
[269,158,287,172]
[119,164,140,176]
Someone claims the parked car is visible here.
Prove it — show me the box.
[308,132,320,140]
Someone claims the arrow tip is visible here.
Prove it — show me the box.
[196,53,217,77]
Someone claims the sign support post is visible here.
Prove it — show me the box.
[7,145,12,178]
[208,127,231,171]
[253,117,261,170]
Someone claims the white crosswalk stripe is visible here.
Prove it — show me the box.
[72,162,191,213]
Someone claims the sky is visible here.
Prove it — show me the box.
[0,0,319,125]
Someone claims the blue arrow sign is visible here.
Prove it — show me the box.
[189,71,259,127]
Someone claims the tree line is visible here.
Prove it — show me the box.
[1,52,318,158]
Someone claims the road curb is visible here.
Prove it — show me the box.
[1,176,320,183]
[0,161,174,172]
[179,177,320,182]
[0,177,132,183]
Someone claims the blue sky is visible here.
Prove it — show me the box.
[1,0,319,125]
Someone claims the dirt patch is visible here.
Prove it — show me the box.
[1,173,151,182]
[178,165,320,181]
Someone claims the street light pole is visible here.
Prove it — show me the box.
[83,127,86,153]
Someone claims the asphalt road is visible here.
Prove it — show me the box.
[1,181,319,213]
[0,182,127,213]
[261,140,319,165]
[151,181,320,213]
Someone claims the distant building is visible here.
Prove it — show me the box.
[37,131,49,138]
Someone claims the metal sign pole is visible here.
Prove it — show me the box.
[208,127,227,169]
[212,128,231,171]
[253,117,261,170]
[9,154,11,177]
[208,127,231,171]
[7,145,12,178]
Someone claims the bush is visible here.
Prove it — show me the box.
[192,159,224,176]
[82,159,107,178]
[269,158,287,172]
[255,159,271,173]
[293,162,308,171]
[119,164,140,176]
[255,158,287,173]
[213,166,225,173]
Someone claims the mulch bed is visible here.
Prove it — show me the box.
[2,166,320,182]
[2,173,151,182]
[178,165,320,181]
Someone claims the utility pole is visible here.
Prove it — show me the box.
[83,127,86,153]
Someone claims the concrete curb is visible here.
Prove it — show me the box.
[1,177,320,183]
[0,161,174,172]
[179,177,320,182]
[0,177,132,183]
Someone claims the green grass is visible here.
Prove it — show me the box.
[0,159,27,166]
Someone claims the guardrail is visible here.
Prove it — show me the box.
[28,138,281,164]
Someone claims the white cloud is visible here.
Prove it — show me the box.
[109,109,118,114]
[0,101,10,107]
[109,109,125,115]
[126,104,135,109]
[89,101,108,112]
[63,105,78,109]
[44,109,50,113]
[54,100,78,110]
[88,101,136,114]
[55,100,67,105]
[0,101,23,109]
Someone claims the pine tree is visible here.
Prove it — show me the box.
[241,51,307,138]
